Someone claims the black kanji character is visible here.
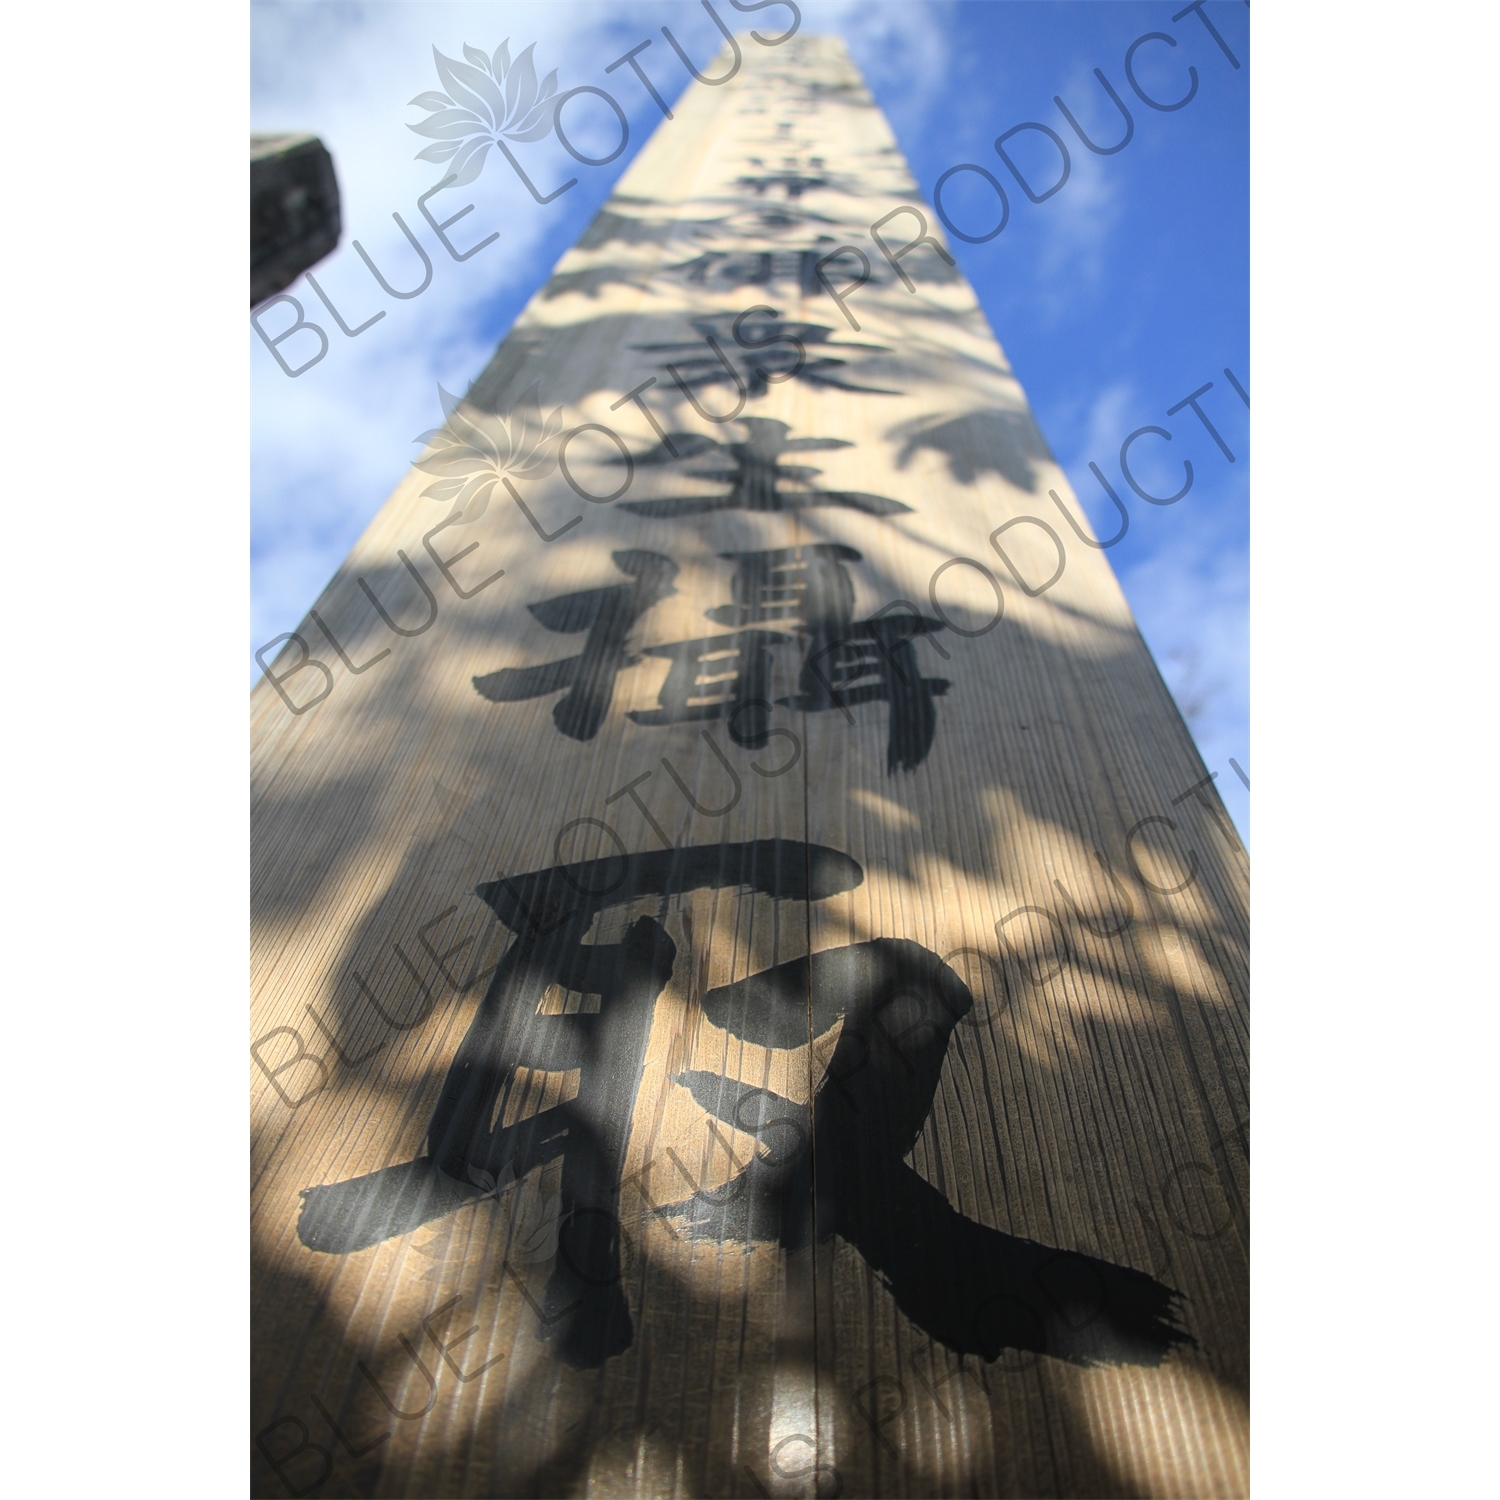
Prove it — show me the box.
[704,545,951,772]
[706,543,860,631]
[734,156,837,198]
[787,610,951,773]
[736,172,828,198]
[296,842,1190,1371]
[633,316,899,398]
[296,840,862,1368]
[664,246,844,299]
[619,418,910,519]
[667,250,774,287]
[626,630,790,748]
[471,551,677,742]
[665,939,1193,1368]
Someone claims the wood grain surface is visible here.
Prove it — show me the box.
[251,32,1248,1498]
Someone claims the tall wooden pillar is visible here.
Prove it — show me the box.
[252,32,1248,1498]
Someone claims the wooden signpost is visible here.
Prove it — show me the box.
[252,33,1248,1498]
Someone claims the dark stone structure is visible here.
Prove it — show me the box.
[251,133,340,306]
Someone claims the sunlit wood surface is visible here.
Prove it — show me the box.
[251,32,1248,1498]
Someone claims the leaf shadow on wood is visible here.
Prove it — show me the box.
[889,407,1056,494]
[253,354,1246,1500]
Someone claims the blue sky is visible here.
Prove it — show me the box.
[251,0,1249,834]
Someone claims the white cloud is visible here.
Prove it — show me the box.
[1120,495,1249,838]
[804,0,954,146]
[1076,379,1136,464]
[251,2,642,665]
[1020,59,1127,321]
[1035,142,1120,290]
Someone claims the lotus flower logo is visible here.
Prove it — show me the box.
[414,382,566,525]
[408,40,559,187]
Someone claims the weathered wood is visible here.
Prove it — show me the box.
[251,32,1247,1498]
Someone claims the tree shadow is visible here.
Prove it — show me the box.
[889,407,1056,494]
[252,30,1247,1488]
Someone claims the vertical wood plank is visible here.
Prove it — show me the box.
[251,31,1247,1498]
